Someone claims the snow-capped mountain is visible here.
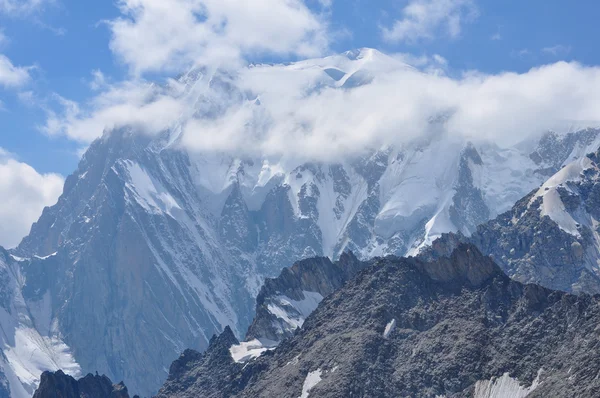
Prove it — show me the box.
[4,49,600,396]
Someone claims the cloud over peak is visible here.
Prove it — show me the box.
[42,50,600,163]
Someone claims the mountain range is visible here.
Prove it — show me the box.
[3,49,600,397]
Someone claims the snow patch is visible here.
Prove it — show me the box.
[299,369,322,398]
[3,327,82,396]
[0,259,81,398]
[540,189,580,236]
[383,319,396,338]
[229,338,277,363]
[125,161,182,217]
[267,291,323,333]
[473,370,542,398]
[33,252,57,260]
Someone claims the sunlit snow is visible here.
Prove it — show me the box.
[299,369,322,398]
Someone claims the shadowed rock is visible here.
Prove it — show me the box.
[33,370,132,398]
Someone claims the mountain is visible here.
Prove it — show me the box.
[469,147,600,294]
[5,48,600,396]
[154,244,600,398]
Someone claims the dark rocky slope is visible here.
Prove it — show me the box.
[155,244,600,398]
[33,371,132,398]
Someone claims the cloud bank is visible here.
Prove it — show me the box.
[36,0,600,163]
[45,49,600,162]
[0,149,64,248]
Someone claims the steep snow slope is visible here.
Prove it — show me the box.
[0,250,80,398]
[8,48,600,396]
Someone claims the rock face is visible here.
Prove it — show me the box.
[157,327,240,398]
[5,49,600,396]
[245,251,368,344]
[156,251,369,396]
[156,245,600,398]
[32,371,131,398]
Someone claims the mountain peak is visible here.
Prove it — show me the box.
[209,326,240,349]
[416,243,504,288]
[343,47,380,60]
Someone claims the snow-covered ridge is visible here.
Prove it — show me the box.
[528,155,599,237]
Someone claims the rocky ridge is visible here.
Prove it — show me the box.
[155,244,600,398]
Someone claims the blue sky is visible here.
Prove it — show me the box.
[0,0,598,175]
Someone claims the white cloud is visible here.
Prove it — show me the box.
[382,0,478,43]
[542,45,572,57]
[0,149,64,248]
[89,70,107,91]
[0,31,33,88]
[42,50,600,161]
[40,79,185,142]
[0,54,31,87]
[179,57,600,160]
[109,0,329,74]
[0,0,53,15]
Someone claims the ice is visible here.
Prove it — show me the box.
[533,156,593,199]
[316,166,368,258]
[540,189,580,236]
